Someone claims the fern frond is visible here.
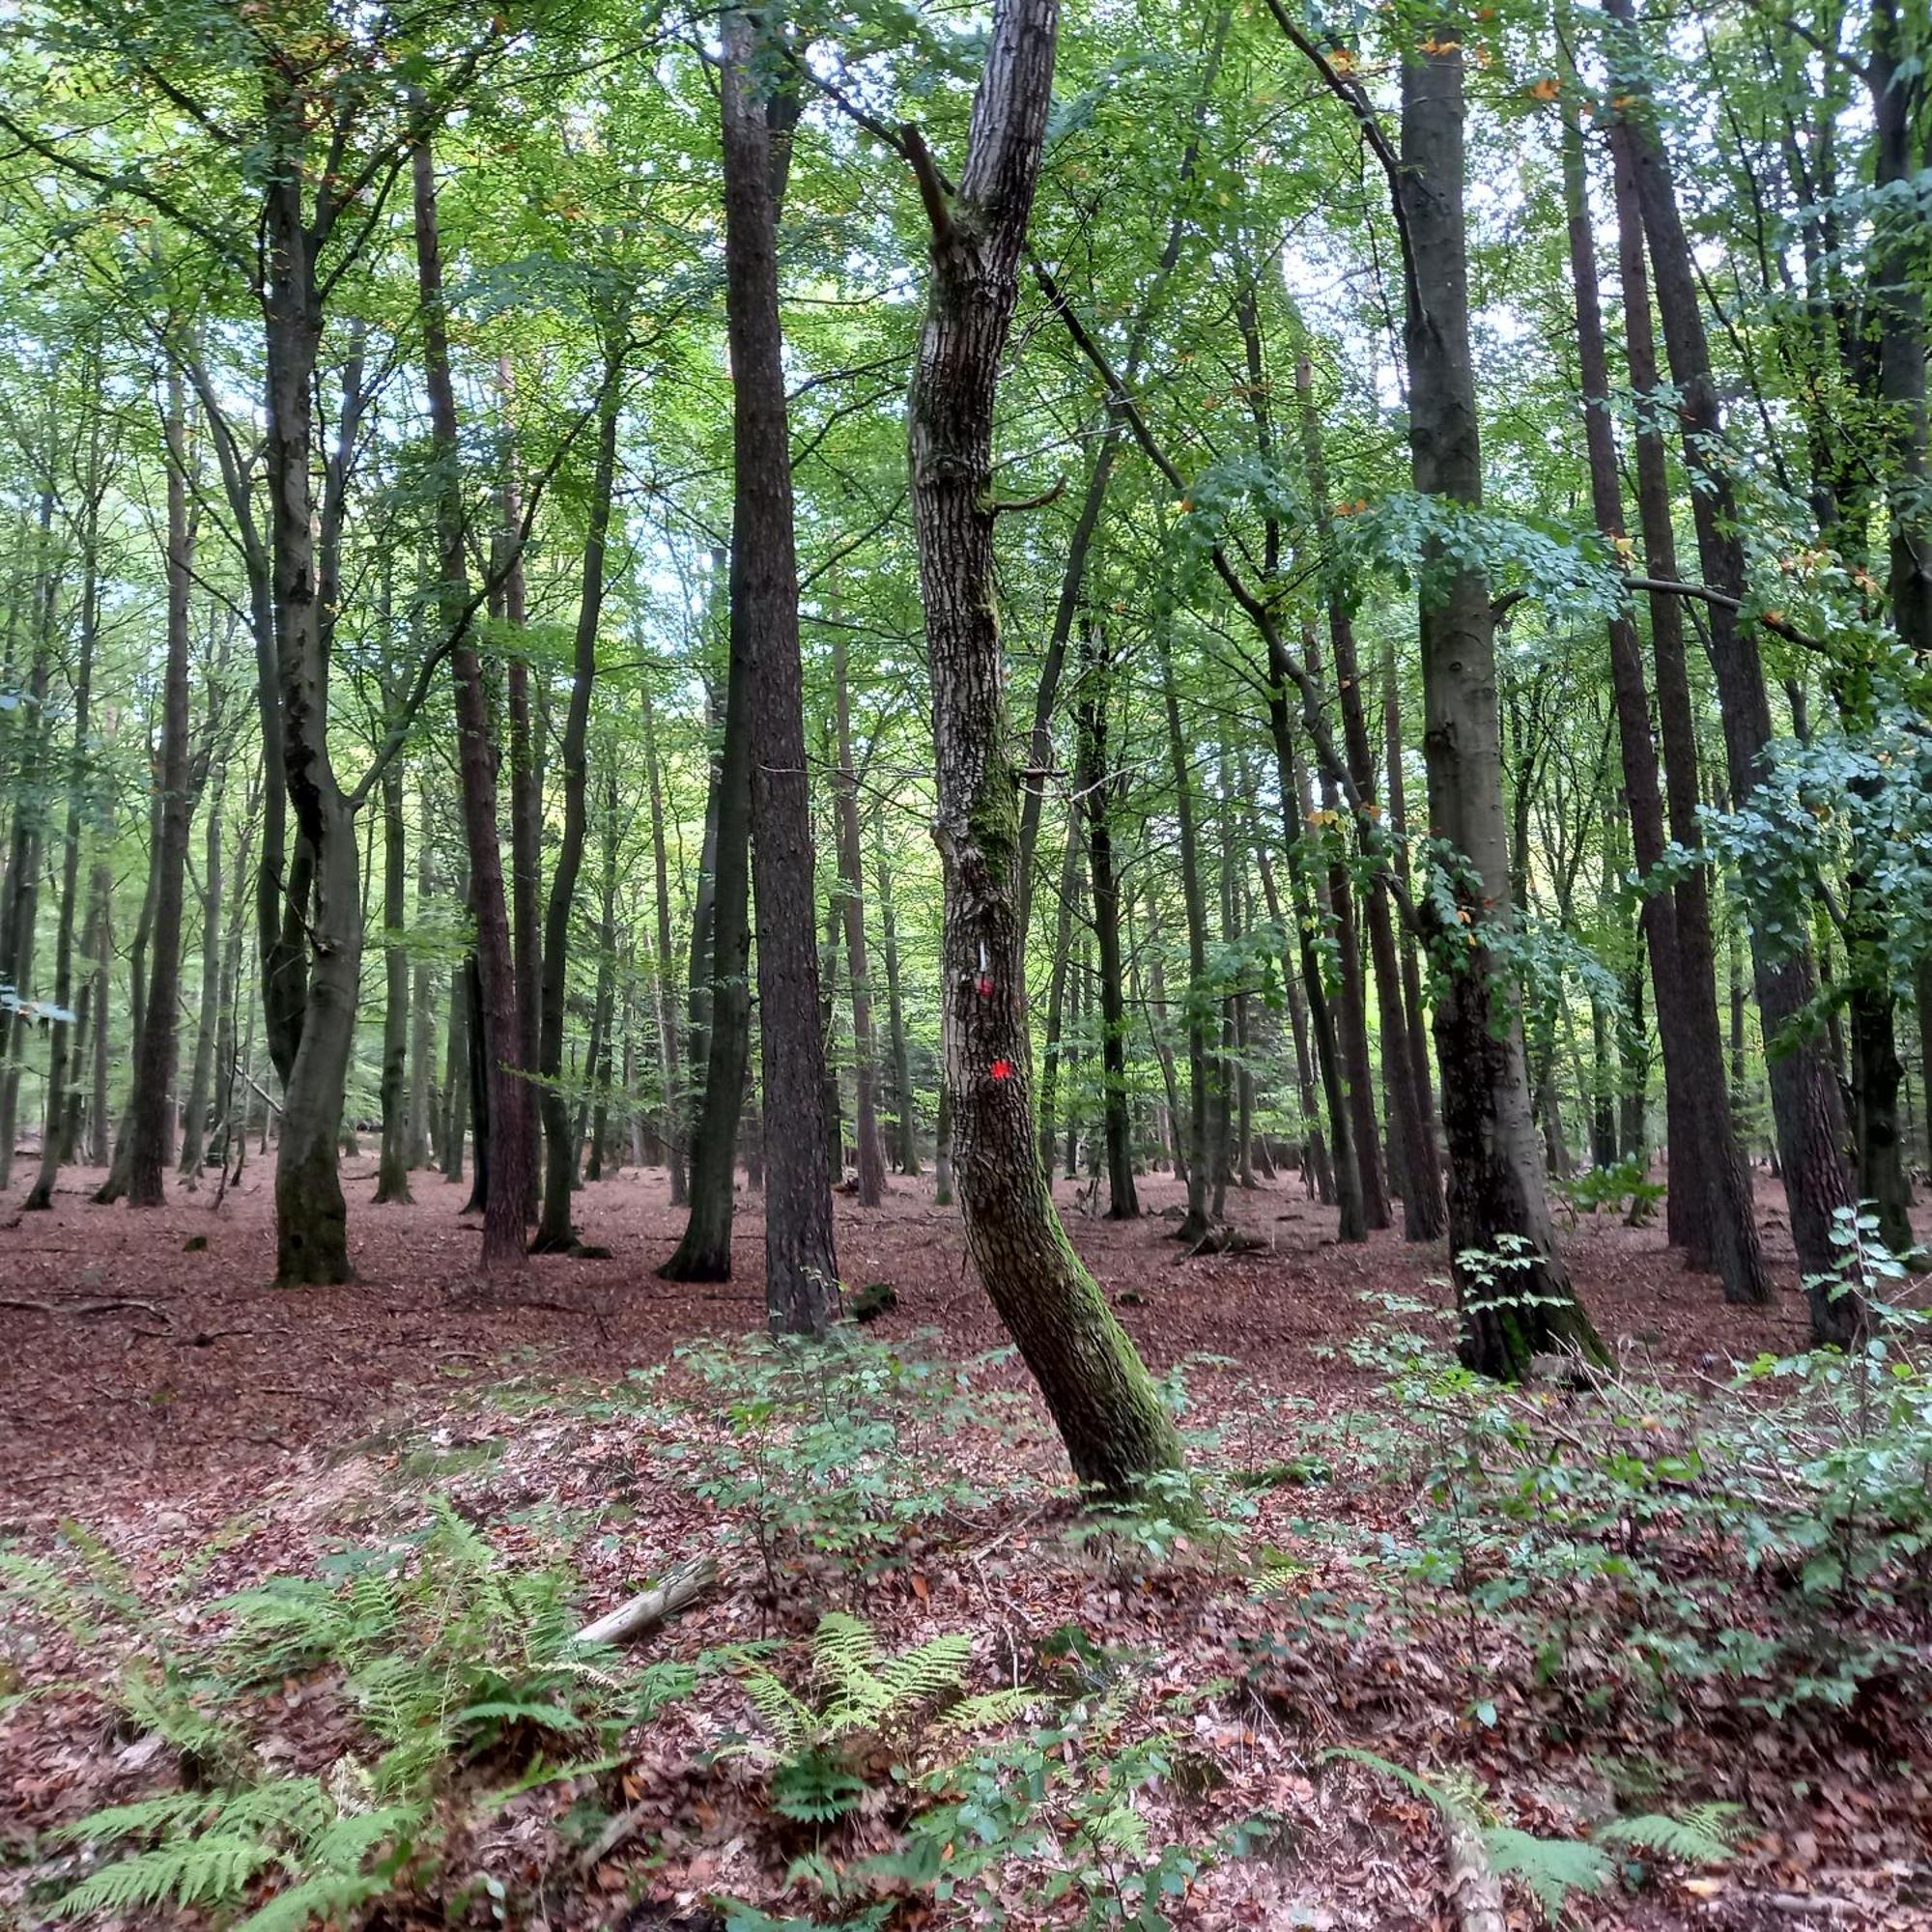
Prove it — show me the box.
[743,1668,815,1752]
[51,1791,216,1846]
[232,1871,387,1932]
[875,1632,972,1713]
[52,1832,274,1917]
[1598,1803,1744,1864]
[938,1688,1044,1733]
[1482,1826,1612,1917]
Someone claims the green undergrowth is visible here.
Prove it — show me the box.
[4,1249,1927,1930]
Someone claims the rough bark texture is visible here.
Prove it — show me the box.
[374,750,412,1205]
[1400,26,1602,1377]
[721,8,840,1333]
[908,0,1179,1493]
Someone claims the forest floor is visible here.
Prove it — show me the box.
[2,1157,1928,1930]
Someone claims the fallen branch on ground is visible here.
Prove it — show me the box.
[572,1552,718,1648]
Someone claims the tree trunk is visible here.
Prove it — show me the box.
[407,785,436,1169]
[533,327,623,1253]
[640,680,687,1203]
[1401,25,1601,1376]
[721,11,841,1331]
[22,446,102,1212]
[874,817,919,1174]
[831,627,888,1206]
[177,765,222,1182]
[1037,811,1081,1179]
[1606,2,1859,1339]
[128,365,197,1208]
[907,0,1179,1494]
[1565,90,1769,1302]
[374,746,412,1204]
[1296,352,1439,1238]
[1074,621,1138,1218]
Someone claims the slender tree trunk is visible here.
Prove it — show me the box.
[22,456,101,1212]
[533,328,623,1253]
[407,784,435,1168]
[499,355,544,1223]
[374,746,412,1204]
[1255,843,1334,1204]
[128,365,196,1208]
[640,680,687,1203]
[1606,6,1859,1339]
[87,849,112,1167]
[874,817,919,1174]
[907,0,1179,1493]
[177,768,222,1181]
[413,121,527,1272]
[441,948,469,1182]
[1297,353,1438,1238]
[1401,25,1601,1375]
[1564,90,1770,1302]
[1074,621,1138,1218]
[1156,625,1215,1240]
[1037,811,1081,1179]
[831,627,888,1205]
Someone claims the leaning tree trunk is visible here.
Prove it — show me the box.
[413,119,528,1273]
[1400,23,1602,1377]
[720,7,840,1332]
[128,366,197,1206]
[907,0,1179,1494]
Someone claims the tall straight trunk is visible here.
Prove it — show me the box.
[413,122,527,1271]
[820,885,845,1177]
[128,366,197,1207]
[1037,811,1081,1177]
[721,12,840,1331]
[660,591,753,1269]
[907,0,1179,1494]
[1400,24,1601,1375]
[407,786,435,1168]
[873,816,919,1174]
[441,950,469,1181]
[1278,719,1365,1240]
[640,680,687,1202]
[1156,626,1213,1240]
[87,849,112,1167]
[1305,616,1388,1228]
[498,355,544,1222]
[0,497,55,1192]
[831,627,888,1205]
[96,782,161,1205]
[533,329,622,1252]
[177,768,222,1180]
[374,748,412,1204]
[1254,841,1334,1203]
[1074,622,1137,1217]
[1606,2,1859,1339]
[1383,636,1439,1179]
[1563,90,1769,1302]
[584,780,619,1183]
[22,453,101,1211]
[1296,353,1440,1238]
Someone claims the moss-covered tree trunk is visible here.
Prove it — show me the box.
[906,0,1179,1495]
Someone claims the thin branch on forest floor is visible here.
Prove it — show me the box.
[0,1296,171,1322]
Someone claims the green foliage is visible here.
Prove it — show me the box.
[14,1498,701,1929]
[1555,1156,1666,1226]
[644,1329,1024,1599]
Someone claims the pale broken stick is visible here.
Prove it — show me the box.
[1444,1814,1506,1932]
[572,1552,719,1649]
[572,1553,722,1877]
